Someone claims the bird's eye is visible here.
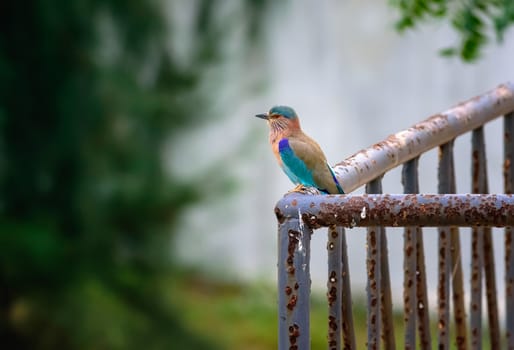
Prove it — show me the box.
[269,114,279,119]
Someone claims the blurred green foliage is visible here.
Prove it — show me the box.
[0,0,269,349]
[391,0,514,61]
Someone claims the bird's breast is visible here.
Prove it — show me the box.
[271,137,285,166]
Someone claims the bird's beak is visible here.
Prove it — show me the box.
[255,113,269,120]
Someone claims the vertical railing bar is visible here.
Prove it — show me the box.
[469,229,483,348]
[380,226,395,350]
[327,225,342,350]
[504,111,514,349]
[366,178,396,350]
[447,140,468,350]
[403,156,432,350]
[278,217,312,350]
[483,228,500,349]
[402,158,419,350]
[472,126,501,348]
[340,226,356,350]
[470,128,485,350]
[365,178,382,350]
[415,226,432,350]
[438,141,453,350]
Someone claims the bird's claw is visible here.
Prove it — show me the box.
[286,185,321,195]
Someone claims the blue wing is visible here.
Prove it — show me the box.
[278,138,344,194]
[278,138,317,188]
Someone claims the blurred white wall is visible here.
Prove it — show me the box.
[171,0,514,308]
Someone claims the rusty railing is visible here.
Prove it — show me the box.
[275,82,514,349]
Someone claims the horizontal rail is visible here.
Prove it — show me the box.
[275,193,514,228]
[333,81,514,193]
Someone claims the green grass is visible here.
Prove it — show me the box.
[171,276,278,349]
[171,275,374,349]
[170,274,495,349]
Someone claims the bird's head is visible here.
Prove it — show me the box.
[255,106,300,134]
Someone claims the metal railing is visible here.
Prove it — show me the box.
[275,82,514,349]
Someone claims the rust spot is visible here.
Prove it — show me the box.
[291,199,298,207]
[287,230,300,275]
[405,244,413,257]
[285,286,292,296]
[288,323,300,349]
[302,213,317,226]
[455,336,466,347]
[369,231,377,247]
[327,286,337,306]
[294,282,299,290]
[472,328,478,338]
[328,315,338,331]
[287,294,298,310]
[275,207,285,224]
[329,270,337,281]
[504,158,512,193]
[289,335,296,344]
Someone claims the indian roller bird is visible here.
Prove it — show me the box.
[255,106,344,194]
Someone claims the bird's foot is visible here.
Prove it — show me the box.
[287,185,321,195]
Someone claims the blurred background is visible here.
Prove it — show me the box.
[1,0,513,349]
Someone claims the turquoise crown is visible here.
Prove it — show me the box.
[269,106,297,119]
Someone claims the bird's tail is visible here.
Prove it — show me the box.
[327,164,344,194]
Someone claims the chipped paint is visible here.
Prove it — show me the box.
[276,193,514,228]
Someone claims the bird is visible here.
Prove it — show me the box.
[255,105,344,194]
